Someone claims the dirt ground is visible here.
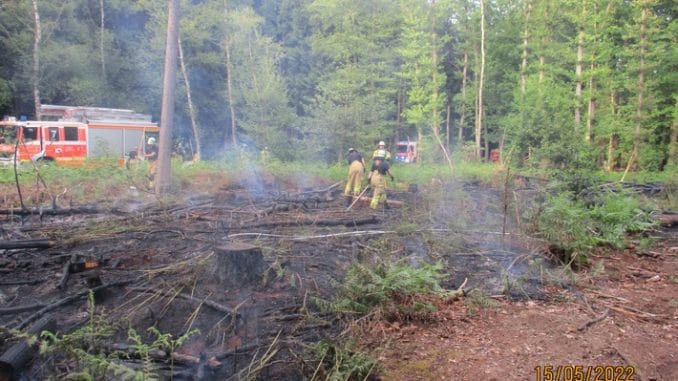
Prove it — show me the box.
[368,232,678,381]
[0,172,676,380]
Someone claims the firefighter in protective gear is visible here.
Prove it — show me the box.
[371,140,392,162]
[343,148,366,206]
[368,156,394,209]
[145,137,158,188]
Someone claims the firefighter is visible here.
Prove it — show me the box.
[368,156,394,210]
[343,148,366,206]
[145,137,158,188]
[371,140,392,162]
[259,146,271,163]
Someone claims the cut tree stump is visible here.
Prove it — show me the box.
[0,315,56,381]
[213,242,266,289]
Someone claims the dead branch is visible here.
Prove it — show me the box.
[57,254,77,290]
[16,280,132,330]
[577,309,609,332]
[236,216,379,230]
[126,286,237,316]
[226,230,396,241]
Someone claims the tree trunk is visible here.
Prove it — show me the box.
[178,35,201,161]
[223,1,237,148]
[458,51,468,143]
[626,2,647,174]
[156,0,180,194]
[586,1,597,144]
[100,0,106,81]
[430,0,442,156]
[575,0,586,130]
[669,98,678,167]
[31,0,42,121]
[538,5,547,84]
[520,0,531,95]
[475,0,485,161]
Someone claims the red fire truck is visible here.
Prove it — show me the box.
[0,105,158,166]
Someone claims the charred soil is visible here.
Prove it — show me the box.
[0,173,675,380]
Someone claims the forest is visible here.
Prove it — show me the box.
[0,0,675,170]
[0,1,677,380]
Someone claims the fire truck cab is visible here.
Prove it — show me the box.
[0,105,158,166]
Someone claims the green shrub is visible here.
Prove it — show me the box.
[306,340,377,381]
[314,261,447,319]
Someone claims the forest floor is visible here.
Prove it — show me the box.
[0,168,676,380]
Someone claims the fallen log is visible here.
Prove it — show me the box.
[655,213,678,227]
[0,206,100,216]
[0,239,56,250]
[356,196,404,208]
[0,304,46,316]
[0,315,56,381]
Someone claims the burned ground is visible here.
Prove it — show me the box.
[0,173,676,380]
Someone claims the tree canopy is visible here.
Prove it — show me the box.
[0,0,675,170]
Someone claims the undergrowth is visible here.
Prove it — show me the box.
[38,291,199,380]
[304,339,378,381]
[536,190,657,267]
[313,260,448,321]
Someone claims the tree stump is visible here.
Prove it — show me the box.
[213,242,265,289]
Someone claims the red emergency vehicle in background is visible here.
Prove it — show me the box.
[0,105,158,166]
[395,141,418,163]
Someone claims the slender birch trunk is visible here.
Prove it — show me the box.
[31,0,42,120]
[178,36,201,161]
[475,0,485,161]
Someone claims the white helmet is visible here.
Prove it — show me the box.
[147,137,156,144]
[378,141,385,146]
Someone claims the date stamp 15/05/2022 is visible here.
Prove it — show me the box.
[534,365,636,381]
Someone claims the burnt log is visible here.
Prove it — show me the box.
[237,216,379,229]
[0,240,56,250]
[0,206,99,216]
[213,243,266,289]
[0,315,56,381]
[655,213,678,227]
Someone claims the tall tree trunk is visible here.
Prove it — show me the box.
[538,5,547,83]
[178,35,201,161]
[586,1,597,144]
[458,51,468,143]
[626,2,647,174]
[606,89,617,171]
[575,0,586,130]
[156,0,180,194]
[31,0,42,121]
[224,0,237,147]
[430,0,451,167]
[520,0,531,95]
[475,0,486,161]
[99,0,106,81]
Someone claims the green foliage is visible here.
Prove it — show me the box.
[306,339,377,381]
[314,260,447,319]
[536,190,657,266]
